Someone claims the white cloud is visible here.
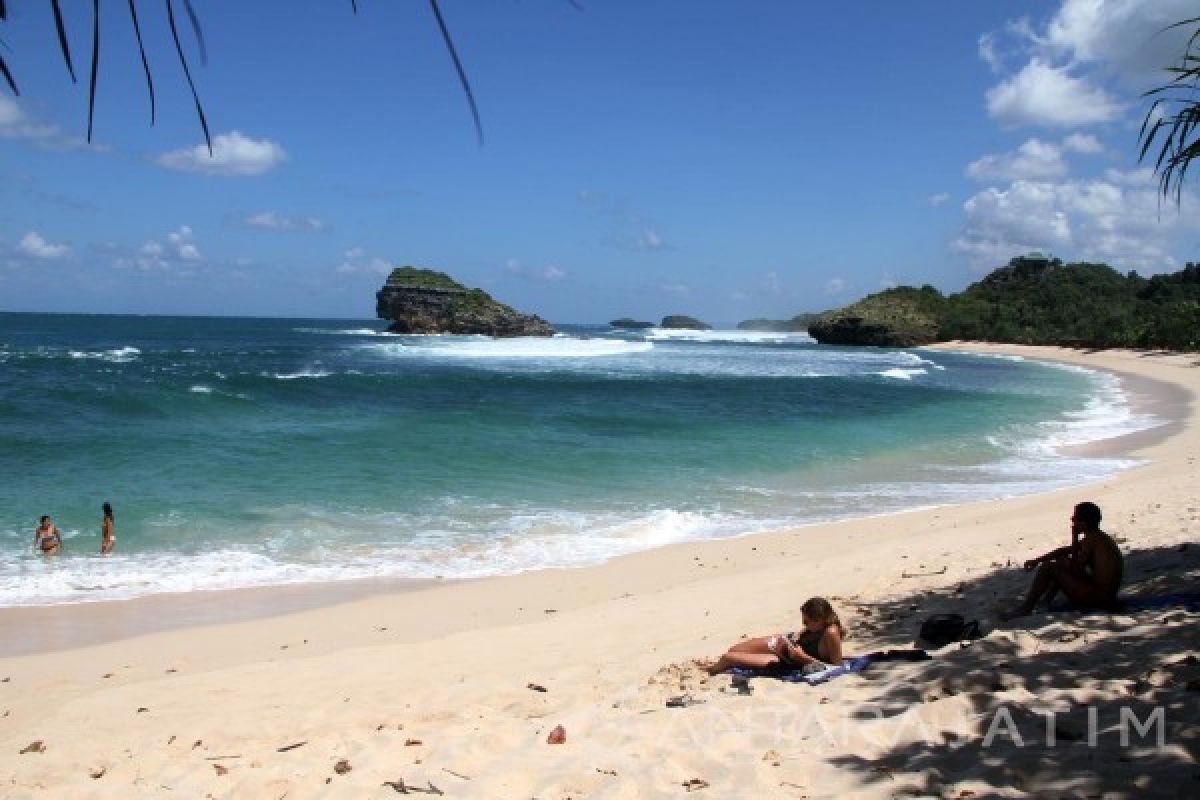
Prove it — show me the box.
[660,283,691,297]
[978,32,1002,73]
[637,228,665,250]
[0,95,23,128]
[824,277,849,295]
[967,138,1068,182]
[879,274,898,290]
[763,271,781,294]
[0,95,90,148]
[18,231,70,259]
[241,211,325,232]
[928,192,951,207]
[1042,0,1197,81]
[986,59,1121,128]
[1062,132,1103,154]
[121,226,203,271]
[335,249,392,277]
[155,131,287,176]
[167,226,201,260]
[503,258,567,283]
[953,170,1196,271]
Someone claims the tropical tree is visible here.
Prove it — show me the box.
[1139,16,1200,203]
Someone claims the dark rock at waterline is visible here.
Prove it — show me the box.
[660,315,711,330]
[609,318,655,330]
[376,267,554,337]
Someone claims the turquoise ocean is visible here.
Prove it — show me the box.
[0,313,1160,607]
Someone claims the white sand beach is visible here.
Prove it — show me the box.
[1,344,1197,799]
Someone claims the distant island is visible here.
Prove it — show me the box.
[660,315,711,330]
[376,267,554,337]
[737,314,823,332]
[609,318,655,330]
[808,254,1200,351]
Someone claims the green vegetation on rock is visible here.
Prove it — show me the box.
[385,266,467,291]
[377,266,553,337]
[808,255,1200,351]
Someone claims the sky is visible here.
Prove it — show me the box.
[2,0,1199,324]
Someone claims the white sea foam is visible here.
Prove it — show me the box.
[68,346,141,362]
[645,328,813,344]
[189,385,213,394]
[879,368,927,380]
[0,508,740,606]
[268,368,334,380]
[368,336,654,359]
[295,327,390,337]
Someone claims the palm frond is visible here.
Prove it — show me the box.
[128,0,156,124]
[428,0,483,145]
[86,0,100,143]
[1139,17,1200,203]
[182,0,206,66]
[0,52,17,95]
[51,0,78,82]
[166,0,211,153]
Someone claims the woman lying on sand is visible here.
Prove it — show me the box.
[705,596,845,675]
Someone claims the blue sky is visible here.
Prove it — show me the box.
[2,1,1198,324]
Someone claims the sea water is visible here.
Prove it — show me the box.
[0,313,1160,606]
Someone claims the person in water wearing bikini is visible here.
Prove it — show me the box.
[705,596,846,675]
[33,515,62,556]
[101,502,115,555]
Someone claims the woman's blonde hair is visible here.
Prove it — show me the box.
[802,596,847,638]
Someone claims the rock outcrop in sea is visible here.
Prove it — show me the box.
[609,318,654,330]
[660,315,711,330]
[807,288,940,347]
[376,267,555,337]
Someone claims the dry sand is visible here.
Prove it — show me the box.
[1,344,1197,799]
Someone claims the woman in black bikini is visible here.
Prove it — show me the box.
[705,596,846,675]
[33,515,63,556]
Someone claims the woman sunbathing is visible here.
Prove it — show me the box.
[705,596,845,675]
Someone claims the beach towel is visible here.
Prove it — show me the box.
[728,648,930,686]
[1049,592,1200,614]
[1120,592,1200,612]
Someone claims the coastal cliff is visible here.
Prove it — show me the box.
[376,267,554,337]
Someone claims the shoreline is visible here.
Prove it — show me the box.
[2,343,1196,798]
[0,343,1190,656]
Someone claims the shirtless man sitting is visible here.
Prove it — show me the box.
[1001,501,1122,620]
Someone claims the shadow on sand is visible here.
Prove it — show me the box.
[827,541,1200,797]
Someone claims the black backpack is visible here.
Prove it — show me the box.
[918,613,982,647]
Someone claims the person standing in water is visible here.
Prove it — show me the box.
[101,502,115,555]
[33,515,62,555]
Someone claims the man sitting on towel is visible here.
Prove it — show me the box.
[1001,501,1123,620]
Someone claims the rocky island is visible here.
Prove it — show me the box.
[609,318,654,330]
[376,267,554,337]
[660,315,711,330]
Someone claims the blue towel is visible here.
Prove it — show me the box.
[1049,592,1200,614]
[1120,592,1200,612]
[728,649,930,686]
